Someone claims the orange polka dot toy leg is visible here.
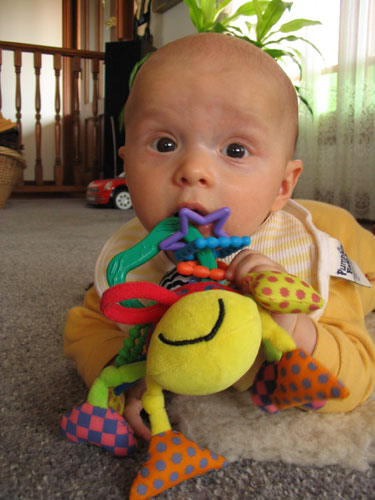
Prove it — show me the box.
[130,430,227,499]
[250,349,349,412]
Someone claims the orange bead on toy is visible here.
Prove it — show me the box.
[193,265,210,278]
[209,268,226,281]
[217,260,228,270]
[177,261,195,276]
[176,260,226,281]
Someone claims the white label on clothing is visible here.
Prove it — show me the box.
[329,239,372,287]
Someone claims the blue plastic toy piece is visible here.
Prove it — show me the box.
[174,235,251,262]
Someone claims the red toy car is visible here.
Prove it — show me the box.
[86,172,132,210]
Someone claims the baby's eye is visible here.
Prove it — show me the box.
[221,143,249,159]
[152,137,177,153]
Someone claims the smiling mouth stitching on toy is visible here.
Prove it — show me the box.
[158,298,225,346]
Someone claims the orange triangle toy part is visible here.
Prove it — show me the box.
[129,430,227,499]
[272,349,350,409]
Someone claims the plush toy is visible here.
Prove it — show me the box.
[60,208,349,499]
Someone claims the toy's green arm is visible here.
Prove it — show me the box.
[142,375,171,436]
[258,307,296,354]
[106,217,217,289]
[262,339,282,362]
[87,361,146,408]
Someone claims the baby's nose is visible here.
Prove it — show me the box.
[173,152,214,187]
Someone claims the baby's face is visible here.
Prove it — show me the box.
[120,49,300,238]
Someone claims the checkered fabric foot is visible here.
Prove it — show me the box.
[60,402,137,456]
[250,361,279,413]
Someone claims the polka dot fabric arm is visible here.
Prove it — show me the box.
[243,271,324,314]
[250,348,350,413]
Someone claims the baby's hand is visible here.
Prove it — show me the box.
[225,249,287,290]
[225,249,317,354]
[123,378,152,441]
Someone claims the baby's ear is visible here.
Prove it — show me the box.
[118,146,127,174]
[118,145,126,160]
[271,159,303,212]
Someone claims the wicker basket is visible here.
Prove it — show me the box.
[0,146,26,208]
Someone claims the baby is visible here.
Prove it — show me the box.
[64,33,375,440]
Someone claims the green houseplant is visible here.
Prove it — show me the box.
[183,0,321,114]
[126,0,321,126]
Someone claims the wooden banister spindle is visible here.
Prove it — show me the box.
[14,50,22,145]
[91,58,100,179]
[0,49,2,112]
[54,54,63,186]
[0,41,105,193]
[34,52,43,185]
[14,49,23,184]
[72,55,82,186]
[98,3,103,100]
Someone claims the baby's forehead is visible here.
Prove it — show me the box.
[135,36,290,97]
[140,38,266,76]
[127,34,298,146]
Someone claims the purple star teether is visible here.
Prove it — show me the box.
[159,207,231,251]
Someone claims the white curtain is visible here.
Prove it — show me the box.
[294,0,375,220]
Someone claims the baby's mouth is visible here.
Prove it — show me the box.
[194,222,214,237]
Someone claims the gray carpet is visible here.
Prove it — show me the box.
[1,199,374,500]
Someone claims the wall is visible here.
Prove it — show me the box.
[0,0,62,46]
[0,0,191,181]
[150,1,196,48]
[0,0,62,181]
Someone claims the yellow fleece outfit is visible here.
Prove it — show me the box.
[64,200,375,412]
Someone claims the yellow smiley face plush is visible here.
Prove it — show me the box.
[63,272,347,500]
[147,289,262,396]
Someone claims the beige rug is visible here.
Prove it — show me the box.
[169,313,375,471]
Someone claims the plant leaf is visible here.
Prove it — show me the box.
[200,0,216,25]
[211,21,229,33]
[184,0,204,31]
[293,36,323,57]
[264,35,323,58]
[128,52,153,91]
[226,31,264,48]
[222,2,263,27]
[256,0,289,43]
[285,50,303,78]
[230,0,269,17]
[280,18,321,33]
[263,48,288,59]
[253,0,264,29]
[225,25,245,35]
[213,0,234,22]
[295,87,314,116]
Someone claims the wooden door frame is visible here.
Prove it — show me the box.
[62,0,133,183]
